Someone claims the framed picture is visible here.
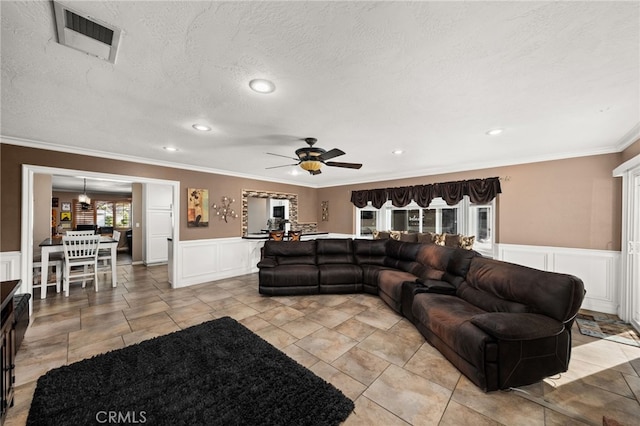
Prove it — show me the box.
[52,197,59,208]
[61,202,71,211]
[60,211,72,222]
[187,188,209,227]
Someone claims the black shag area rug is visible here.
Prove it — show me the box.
[27,317,354,426]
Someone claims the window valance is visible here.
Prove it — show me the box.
[350,177,501,208]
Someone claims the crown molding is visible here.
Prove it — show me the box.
[0,134,627,190]
[615,122,640,152]
[0,135,322,189]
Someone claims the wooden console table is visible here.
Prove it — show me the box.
[1,280,20,423]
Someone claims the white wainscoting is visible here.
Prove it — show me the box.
[0,251,21,282]
[174,238,265,288]
[497,244,621,315]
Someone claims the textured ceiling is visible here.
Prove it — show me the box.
[2,1,639,188]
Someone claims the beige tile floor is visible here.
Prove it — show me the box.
[5,263,640,425]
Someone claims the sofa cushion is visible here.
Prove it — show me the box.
[263,240,317,265]
[360,264,394,287]
[259,265,319,288]
[377,269,418,313]
[415,243,454,281]
[353,239,387,266]
[412,293,497,365]
[466,257,585,323]
[471,313,565,341]
[457,282,530,313]
[317,239,355,264]
[417,232,438,244]
[319,264,363,285]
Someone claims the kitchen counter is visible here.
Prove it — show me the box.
[242,232,329,240]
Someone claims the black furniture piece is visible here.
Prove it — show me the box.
[257,238,585,392]
[1,280,20,422]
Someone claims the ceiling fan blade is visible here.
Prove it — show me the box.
[265,163,298,169]
[325,161,362,169]
[310,169,322,175]
[266,152,299,161]
[317,148,345,161]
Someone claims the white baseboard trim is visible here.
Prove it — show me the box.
[496,244,621,315]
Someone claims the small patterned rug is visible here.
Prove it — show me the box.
[576,310,640,347]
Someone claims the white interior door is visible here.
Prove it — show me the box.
[632,174,640,329]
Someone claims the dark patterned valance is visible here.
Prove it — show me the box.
[350,177,501,208]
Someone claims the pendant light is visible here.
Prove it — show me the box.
[78,178,91,205]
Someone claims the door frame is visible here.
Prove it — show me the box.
[21,164,180,304]
[614,154,640,330]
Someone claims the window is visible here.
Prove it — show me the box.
[359,210,378,235]
[96,201,114,226]
[356,197,496,256]
[73,200,95,228]
[95,200,132,229]
[115,202,131,227]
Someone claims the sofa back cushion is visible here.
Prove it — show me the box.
[353,239,387,266]
[263,240,317,265]
[464,257,585,322]
[316,239,355,264]
[414,243,454,281]
[384,239,422,274]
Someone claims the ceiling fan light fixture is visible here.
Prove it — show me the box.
[249,79,275,94]
[299,161,322,172]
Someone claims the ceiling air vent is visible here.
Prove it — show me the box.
[53,1,121,63]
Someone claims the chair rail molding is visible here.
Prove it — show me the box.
[497,243,621,315]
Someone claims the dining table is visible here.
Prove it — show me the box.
[38,236,118,299]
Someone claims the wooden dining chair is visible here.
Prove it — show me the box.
[32,250,63,298]
[288,230,302,241]
[98,230,120,268]
[62,235,100,296]
[268,231,285,241]
[66,230,96,236]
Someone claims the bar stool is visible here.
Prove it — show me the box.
[33,252,63,298]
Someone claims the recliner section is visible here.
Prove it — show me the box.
[257,237,585,391]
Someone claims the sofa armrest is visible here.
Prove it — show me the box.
[470,313,565,341]
[257,258,278,268]
[414,279,457,295]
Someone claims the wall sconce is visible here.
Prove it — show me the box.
[212,196,238,223]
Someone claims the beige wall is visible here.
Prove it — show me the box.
[1,142,625,252]
[317,153,623,251]
[0,143,318,252]
[33,174,52,247]
[622,138,640,163]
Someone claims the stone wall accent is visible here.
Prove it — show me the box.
[242,189,316,236]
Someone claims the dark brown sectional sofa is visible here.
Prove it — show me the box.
[257,238,585,392]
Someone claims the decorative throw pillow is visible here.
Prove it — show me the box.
[400,232,418,242]
[389,231,402,240]
[433,233,445,246]
[443,233,462,248]
[373,231,390,240]
[459,235,475,250]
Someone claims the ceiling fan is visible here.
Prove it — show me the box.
[266,137,363,175]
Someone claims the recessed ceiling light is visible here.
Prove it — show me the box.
[392,150,404,155]
[192,124,211,131]
[164,146,178,152]
[486,128,504,136]
[249,79,276,94]
[289,169,300,176]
